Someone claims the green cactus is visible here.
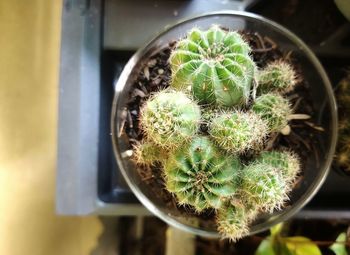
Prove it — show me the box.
[140,90,201,148]
[241,162,289,213]
[133,139,169,165]
[201,107,221,123]
[209,111,268,153]
[252,93,292,132]
[258,60,297,94]
[169,25,256,107]
[216,201,250,241]
[256,151,301,184]
[164,136,241,212]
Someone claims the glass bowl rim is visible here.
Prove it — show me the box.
[111,10,338,238]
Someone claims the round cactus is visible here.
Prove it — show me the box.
[164,136,241,212]
[169,25,256,107]
[241,162,289,213]
[140,90,201,148]
[252,93,292,132]
[258,60,297,94]
[209,111,268,153]
[133,139,169,165]
[256,150,301,184]
[216,201,250,241]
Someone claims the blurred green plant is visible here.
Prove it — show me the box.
[255,223,321,255]
[255,223,349,255]
[330,232,348,255]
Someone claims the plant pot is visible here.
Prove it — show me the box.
[111,11,337,238]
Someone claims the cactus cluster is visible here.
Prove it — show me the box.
[132,25,304,241]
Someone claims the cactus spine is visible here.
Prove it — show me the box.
[258,60,297,94]
[216,201,250,241]
[209,111,268,153]
[241,162,289,213]
[140,90,201,148]
[169,25,256,107]
[256,150,301,184]
[164,136,241,212]
[252,93,292,132]
[133,139,169,165]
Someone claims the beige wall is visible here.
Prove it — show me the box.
[0,1,102,254]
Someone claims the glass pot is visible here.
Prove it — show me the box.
[111,11,338,237]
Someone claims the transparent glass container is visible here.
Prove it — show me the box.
[111,11,338,237]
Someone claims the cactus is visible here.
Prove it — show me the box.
[241,162,289,213]
[164,136,241,212]
[335,73,350,172]
[140,90,201,148]
[252,93,292,132]
[169,25,256,107]
[256,151,301,184]
[133,139,169,165]
[216,200,251,241]
[209,111,268,153]
[258,60,297,94]
[201,107,221,123]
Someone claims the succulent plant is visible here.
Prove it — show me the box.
[133,139,169,165]
[140,90,201,148]
[216,200,250,241]
[258,60,297,94]
[256,150,301,184]
[241,162,289,213]
[209,111,268,153]
[252,93,292,132]
[169,25,256,107]
[335,73,350,172]
[164,136,241,212]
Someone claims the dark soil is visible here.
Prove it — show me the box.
[122,32,323,228]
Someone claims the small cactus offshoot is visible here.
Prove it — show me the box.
[252,93,292,132]
[140,90,201,148]
[258,60,297,94]
[133,139,169,165]
[216,201,250,241]
[209,111,268,153]
[169,25,256,107]
[256,150,301,184]
[241,162,289,213]
[164,136,241,212]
